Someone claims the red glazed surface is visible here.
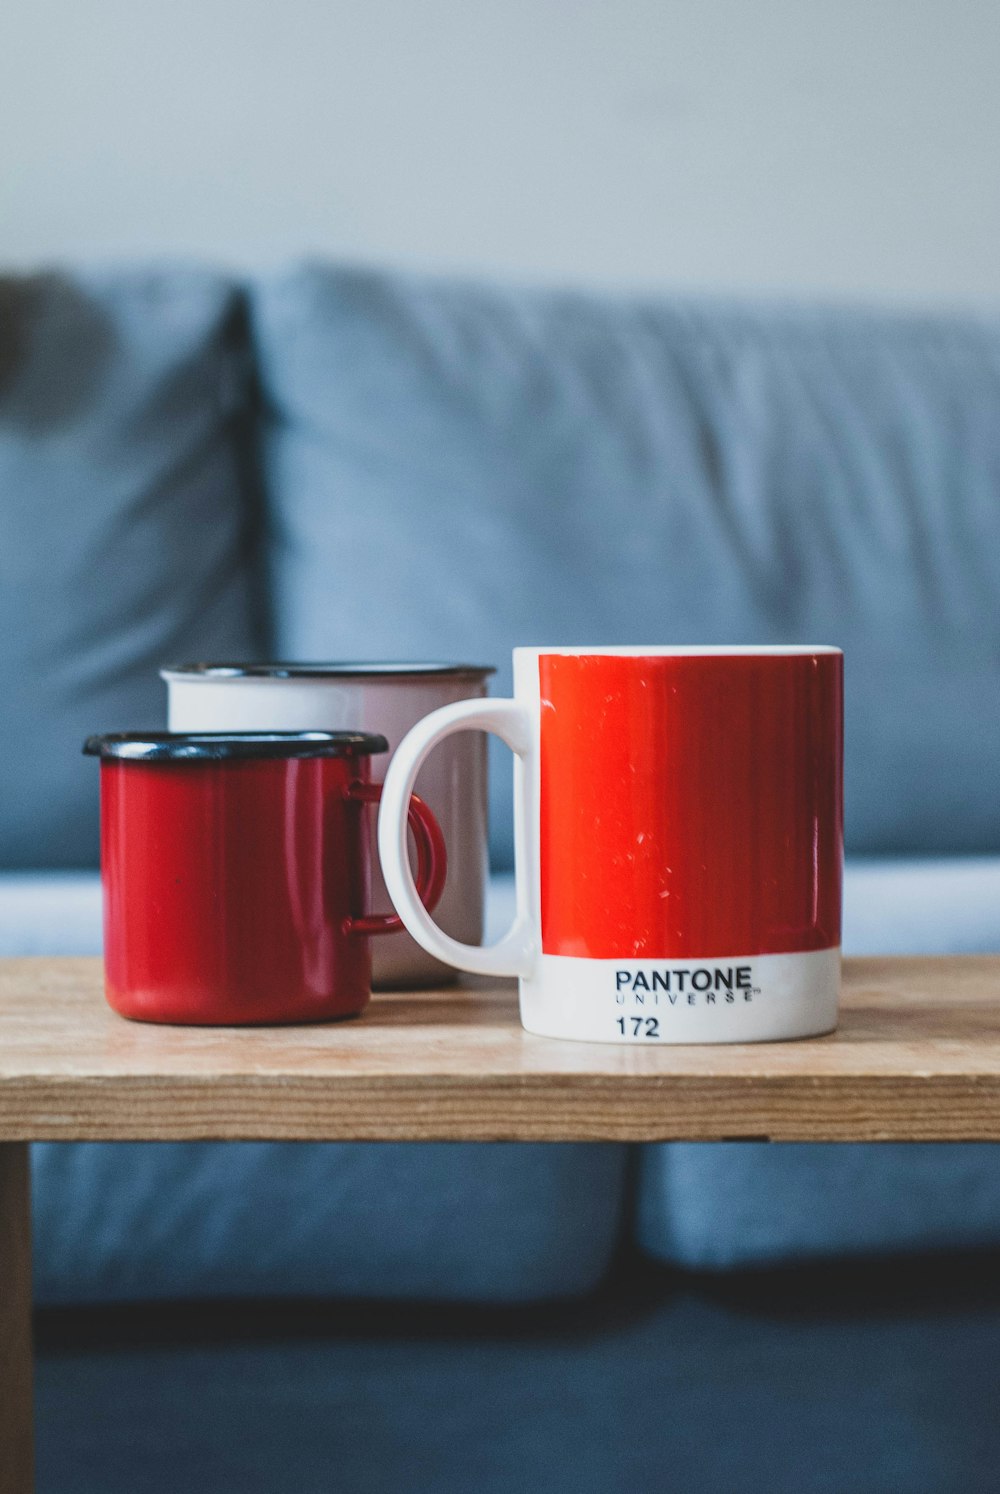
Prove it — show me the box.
[538,652,843,960]
[100,755,441,1025]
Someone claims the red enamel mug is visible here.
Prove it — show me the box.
[84,732,446,1025]
[380,647,843,1044]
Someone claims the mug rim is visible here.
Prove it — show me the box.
[514,644,842,658]
[83,731,390,762]
[161,661,496,681]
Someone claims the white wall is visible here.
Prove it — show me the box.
[2,0,999,305]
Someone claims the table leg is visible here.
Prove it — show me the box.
[0,1144,33,1494]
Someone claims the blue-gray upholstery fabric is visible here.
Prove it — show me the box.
[36,1259,1000,1494]
[31,1140,627,1305]
[636,1143,1000,1270]
[252,264,1000,868]
[838,856,1000,956]
[0,269,261,867]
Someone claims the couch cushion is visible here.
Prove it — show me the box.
[842,857,1000,956]
[0,873,102,956]
[636,1143,1000,1271]
[0,268,261,868]
[32,1140,627,1305]
[252,265,1000,867]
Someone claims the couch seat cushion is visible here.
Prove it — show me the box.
[33,1140,626,1306]
[637,1142,1000,1270]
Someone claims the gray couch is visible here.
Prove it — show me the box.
[3,264,1000,1492]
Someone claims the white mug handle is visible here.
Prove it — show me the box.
[378,698,536,978]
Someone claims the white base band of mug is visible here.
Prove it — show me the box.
[517,947,841,1044]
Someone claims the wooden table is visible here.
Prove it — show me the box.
[3,953,1000,1490]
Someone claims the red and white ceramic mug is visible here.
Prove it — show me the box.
[84,731,446,1025]
[379,647,843,1044]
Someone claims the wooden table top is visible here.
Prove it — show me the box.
[1,956,999,1142]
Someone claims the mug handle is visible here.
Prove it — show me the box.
[378,699,536,978]
[345,781,447,937]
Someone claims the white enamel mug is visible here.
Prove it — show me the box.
[162,662,494,988]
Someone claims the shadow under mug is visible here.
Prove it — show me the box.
[83,732,446,1025]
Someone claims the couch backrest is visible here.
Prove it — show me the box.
[0,269,262,867]
[2,263,998,869]
[252,265,1000,866]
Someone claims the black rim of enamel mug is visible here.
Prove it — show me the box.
[83,731,390,762]
[160,661,496,680]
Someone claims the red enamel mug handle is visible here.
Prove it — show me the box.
[345,780,447,937]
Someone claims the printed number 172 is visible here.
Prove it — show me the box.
[616,1016,660,1038]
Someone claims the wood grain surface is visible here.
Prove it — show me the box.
[0,957,999,1141]
[0,1144,33,1494]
